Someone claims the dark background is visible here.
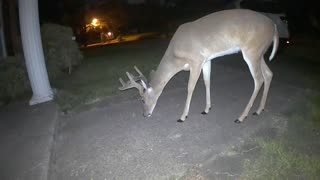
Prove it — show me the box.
[2,0,320,56]
[38,0,320,35]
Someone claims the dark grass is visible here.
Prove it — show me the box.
[52,39,169,111]
[241,138,320,180]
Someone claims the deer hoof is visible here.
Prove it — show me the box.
[201,107,211,115]
[234,119,242,124]
[177,116,187,122]
[253,109,264,116]
[201,111,208,115]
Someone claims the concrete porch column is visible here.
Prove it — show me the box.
[19,0,53,105]
[0,0,7,59]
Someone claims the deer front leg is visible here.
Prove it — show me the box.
[178,67,202,122]
[201,61,211,115]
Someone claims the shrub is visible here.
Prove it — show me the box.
[0,24,84,105]
[0,56,30,104]
[41,23,83,79]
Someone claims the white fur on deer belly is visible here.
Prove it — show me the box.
[201,47,241,61]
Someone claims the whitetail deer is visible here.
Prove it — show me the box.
[119,9,279,123]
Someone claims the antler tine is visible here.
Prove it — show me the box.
[118,72,140,90]
[126,72,136,82]
[118,77,132,90]
[118,68,148,93]
[134,66,147,82]
[134,66,143,76]
[119,78,125,86]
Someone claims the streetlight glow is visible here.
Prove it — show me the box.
[91,18,99,27]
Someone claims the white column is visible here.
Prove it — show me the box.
[19,0,53,105]
[0,0,7,58]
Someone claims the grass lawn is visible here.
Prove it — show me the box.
[240,100,320,179]
[241,137,320,180]
[52,39,169,112]
[240,36,320,179]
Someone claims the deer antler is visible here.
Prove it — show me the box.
[118,66,148,94]
[133,66,148,83]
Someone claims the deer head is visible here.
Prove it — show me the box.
[119,66,157,117]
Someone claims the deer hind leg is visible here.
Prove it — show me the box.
[235,51,264,123]
[201,61,211,115]
[178,65,202,122]
[255,59,273,115]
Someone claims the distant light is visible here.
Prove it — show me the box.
[91,18,99,27]
[286,40,290,44]
[107,32,112,36]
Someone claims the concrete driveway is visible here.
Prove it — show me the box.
[0,44,316,180]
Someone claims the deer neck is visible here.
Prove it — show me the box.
[149,57,181,96]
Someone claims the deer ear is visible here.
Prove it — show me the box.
[149,69,155,80]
